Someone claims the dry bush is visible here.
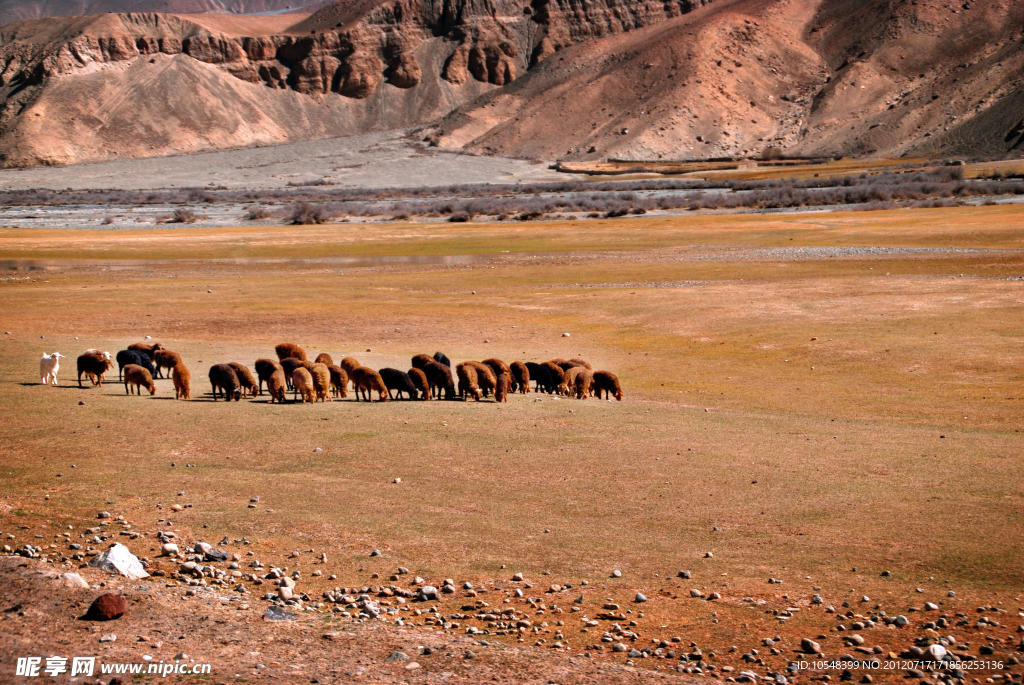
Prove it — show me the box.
[169,208,198,223]
[244,205,274,221]
[287,202,332,225]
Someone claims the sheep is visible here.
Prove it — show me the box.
[39,352,64,385]
[123,364,156,396]
[408,367,429,400]
[559,366,585,396]
[412,355,456,399]
[548,357,569,369]
[340,356,361,377]
[465,361,497,398]
[227,362,258,397]
[279,357,303,390]
[349,366,389,402]
[592,371,623,401]
[328,365,349,398]
[495,372,510,403]
[77,352,113,387]
[267,368,287,403]
[553,359,584,372]
[525,362,554,394]
[254,358,282,395]
[510,361,530,394]
[542,361,565,394]
[116,349,156,381]
[128,342,164,358]
[568,357,593,370]
[172,362,191,399]
[83,349,111,361]
[314,352,334,367]
[209,364,242,401]
[292,367,315,403]
[456,362,482,401]
[275,343,307,362]
[379,368,418,400]
[433,351,452,368]
[482,358,511,384]
[310,363,332,402]
[574,369,594,399]
[153,349,184,379]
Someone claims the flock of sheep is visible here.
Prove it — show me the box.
[38,343,624,403]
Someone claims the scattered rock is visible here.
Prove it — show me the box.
[370,550,381,557]
[160,543,178,556]
[925,602,938,611]
[386,651,409,662]
[84,593,127,621]
[419,586,438,601]
[60,573,89,588]
[925,644,947,661]
[99,634,117,643]
[613,643,628,652]
[404,662,421,671]
[678,570,692,579]
[611,570,622,578]
[512,572,523,581]
[704,552,713,558]
[562,333,571,337]
[97,511,110,519]
[278,587,293,601]
[263,606,297,621]
[690,589,703,598]
[88,544,149,579]
[801,638,821,654]
[895,615,909,627]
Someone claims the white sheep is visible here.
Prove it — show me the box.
[40,352,64,385]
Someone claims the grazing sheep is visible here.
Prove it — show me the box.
[340,357,361,382]
[128,342,164,357]
[209,364,242,401]
[542,362,565,394]
[495,372,510,403]
[275,343,307,362]
[568,357,593,370]
[298,359,317,373]
[574,369,594,399]
[379,368,418,400]
[267,368,287,403]
[349,366,389,402]
[408,367,429,400]
[412,355,456,399]
[227,362,258,397]
[172,362,191,399]
[592,371,623,401]
[433,351,452,368]
[153,349,184,379]
[465,361,497,397]
[83,348,111,361]
[548,357,569,369]
[553,359,584,372]
[77,352,113,387]
[314,353,334,367]
[456,362,482,401]
[254,358,282,395]
[559,366,585,396]
[279,357,303,390]
[510,361,530,394]
[525,362,554,394]
[39,352,64,385]
[310,363,332,402]
[292,367,315,403]
[328,365,349,398]
[482,358,511,384]
[116,349,156,381]
[123,364,156,395]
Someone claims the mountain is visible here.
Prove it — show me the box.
[0,0,1022,168]
[0,0,315,30]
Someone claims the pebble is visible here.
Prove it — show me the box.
[947,591,955,597]
[386,651,409,662]
[612,643,628,652]
[925,602,938,610]
[895,615,909,626]
[512,572,524,581]
[704,552,713,558]
[161,543,178,556]
[370,550,381,557]
[801,638,821,654]
[398,567,409,574]
[861,595,870,602]
[404,662,421,671]
[250,496,259,503]
[278,587,293,601]
[393,478,401,484]
[60,573,89,589]
[708,592,721,600]
[611,570,622,578]
[690,589,703,598]
[678,570,692,579]
[812,594,823,604]
[562,333,571,337]
[312,448,322,453]
[85,593,127,621]
[464,582,473,590]
[99,634,117,643]
[419,586,438,601]
[97,511,111,519]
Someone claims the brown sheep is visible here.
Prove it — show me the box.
[328,365,349,398]
[466,361,497,398]
[254,358,282,395]
[554,359,584,372]
[592,371,623,401]
[267,368,287,403]
[279,357,303,390]
[128,342,164,357]
[123,364,156,396]
[412,354,455,399]
[495,372,510,403]
[227,362,258,397]
[510,361,530,394]
[574,369,595,399]
[315,353,334,367]
[310,363,332,402]
[209,364,242,401]
[568,357,593,370]
[77,352,112,387]
[153,349,183,379]
[482,358,511,381]
[559,366,585,396]
[349,366,389,402]
[340,357,361,378]
[292,367,315,403]
[548,357,569,369]
[542,361,565,392]
[408,367,429,400]
[456,362,482,401]
[275,343,307,362]
[172,362,191,399]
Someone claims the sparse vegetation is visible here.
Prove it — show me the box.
[244,204,274,220]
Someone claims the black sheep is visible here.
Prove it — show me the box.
[379,368,419,400]
[526,362,555,394]
[433,351,452,368]
[412,355,456,399]
[209,364,242,401]
[116,349,156,381]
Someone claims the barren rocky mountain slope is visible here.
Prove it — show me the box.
[0,0,1021,168]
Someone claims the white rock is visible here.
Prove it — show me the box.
[161,543,179,556]
[925,644,946,661]
[562,333,571,337]
[278,587,294,600]
[60,573,89,588]
[88,543,149,579]
[195,542,212,555]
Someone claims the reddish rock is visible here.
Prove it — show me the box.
[83,593,127,621]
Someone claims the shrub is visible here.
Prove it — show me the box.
[169,208,198,223]
[244,205,273,220]
[287,202,332,225]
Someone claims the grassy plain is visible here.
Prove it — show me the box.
[1,204,1022,675]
